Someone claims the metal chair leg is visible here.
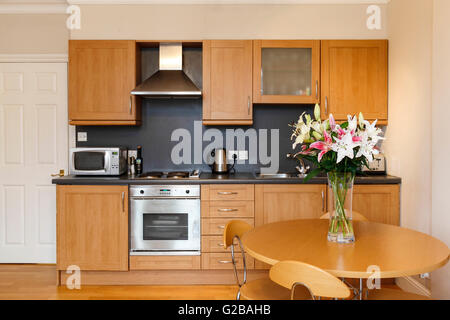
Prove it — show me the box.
[359,278,363,300]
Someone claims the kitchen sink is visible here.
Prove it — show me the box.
[254,173,307,179]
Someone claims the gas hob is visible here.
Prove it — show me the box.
[137,170,200,179]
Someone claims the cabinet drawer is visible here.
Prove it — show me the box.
[129,256,201,270]
[202,253,254,270]
[202,218,254,235]
[202,235,228,253]
[203,201,254,218]
[202,185,254,201]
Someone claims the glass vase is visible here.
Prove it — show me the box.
[327,171,355,243]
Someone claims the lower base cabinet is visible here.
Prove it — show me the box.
[352,184,400,225]
[255,184,327,226]
[55,182,400,277]
[57,185,129,271]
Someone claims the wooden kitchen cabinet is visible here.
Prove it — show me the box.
[254,184,327,227]
[352,184,400,225]
[253,40,321,104]
[69,40,141,125]
[321,40,388,123]
[202,40,253,125]
[57,185,129,271]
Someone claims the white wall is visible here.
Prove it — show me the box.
[0,14,68,53]
[70,4,387,39]
[385,0,433,235]
[431,0,450,300]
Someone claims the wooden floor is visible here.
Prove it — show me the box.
[0,265,237,300]
[0,264,405,300]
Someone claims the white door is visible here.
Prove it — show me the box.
[0,63,67,263]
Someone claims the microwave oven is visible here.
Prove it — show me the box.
[69,147,127,176]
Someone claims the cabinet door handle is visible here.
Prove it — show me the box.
[121,192,125,212]
[129,96,132,114]
[217,243,225,247]
[218,191,238,195]
[218,225,225,230]
[219,260,233,264]
[315,80,318,99]
[218,208,238,212]
[325,96,328,114]
[247,96,251,115]
[321,190,325,212]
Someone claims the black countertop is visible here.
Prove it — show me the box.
[52,172,401,185]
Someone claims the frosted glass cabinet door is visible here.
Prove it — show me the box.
[253,40,320,104]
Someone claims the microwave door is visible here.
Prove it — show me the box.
[72,151,109,174]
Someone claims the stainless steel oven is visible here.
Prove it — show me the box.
[130,185,200,255]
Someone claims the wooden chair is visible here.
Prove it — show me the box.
[270,260,351,300]
[364,288,432,300]
[224,220,309,300]
[320,210,369,221]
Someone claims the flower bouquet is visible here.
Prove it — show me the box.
[290,104,384,243]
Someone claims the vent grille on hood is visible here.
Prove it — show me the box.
[131,43,202,97]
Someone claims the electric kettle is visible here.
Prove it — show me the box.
[210,148,235,174]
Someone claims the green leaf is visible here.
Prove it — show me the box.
[303,168,322,183]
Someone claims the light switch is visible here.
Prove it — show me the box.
[77,132,87,142]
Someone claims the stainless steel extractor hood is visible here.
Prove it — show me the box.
[131,43,202,97]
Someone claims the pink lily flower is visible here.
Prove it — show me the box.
[310,130,333,162]
[352,135,362,143]
[329,114,336,130]
[335,125,346,139]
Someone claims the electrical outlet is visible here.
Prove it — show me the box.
[228,150,238,161]
[238,150,249,160]
[128,150,137,159]
[77,132,87,142]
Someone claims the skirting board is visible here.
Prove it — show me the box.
[396,276,432,298]
[58,269,269,286]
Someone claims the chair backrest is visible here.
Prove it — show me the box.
[223,220,253,249]
[269,261,351,299]
[320,210,368,221]
[223,220,253,290]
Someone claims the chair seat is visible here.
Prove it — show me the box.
[240,278,311,300]
[365,288,432,300]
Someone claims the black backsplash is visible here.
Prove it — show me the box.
[76,100,314,173]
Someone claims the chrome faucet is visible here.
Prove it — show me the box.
[287,153,310,175]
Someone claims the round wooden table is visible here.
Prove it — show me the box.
[242,219,450,279]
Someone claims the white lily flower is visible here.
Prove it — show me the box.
[332,131,357,163]
[356,132,379,162]
[347,115,358,132]
[363,119,384,145]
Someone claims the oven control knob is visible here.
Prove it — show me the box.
[186,190,190,194]
[140,190,144,194]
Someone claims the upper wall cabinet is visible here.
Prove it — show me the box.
[69,40,141,125]
[253,40,321,104]
[202,40,253,125]
[321,40,388,123]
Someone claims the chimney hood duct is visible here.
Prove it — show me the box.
[131,43,202,97]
